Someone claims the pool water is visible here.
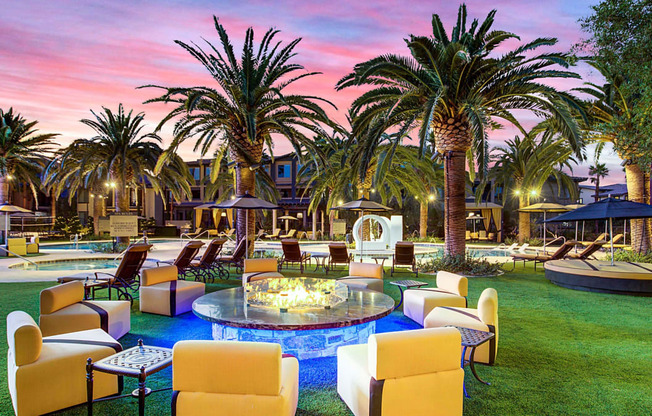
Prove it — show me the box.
[42,239,182,250]
[12,259,120,271]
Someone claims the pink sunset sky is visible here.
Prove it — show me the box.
[0,0,624,185]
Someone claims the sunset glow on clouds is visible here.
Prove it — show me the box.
[0,0,623,184]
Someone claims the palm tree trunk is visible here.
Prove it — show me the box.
[0,175,8,203]
[50,189,56,218]
[625,164,651,253]
[235,164,255,256]
[443,151,467,256]
[419,201,428,238]
[518,194,531,244]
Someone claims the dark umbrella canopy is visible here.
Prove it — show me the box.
[331,197,392,212]
[210,193,281,210]
[544,198,652,222]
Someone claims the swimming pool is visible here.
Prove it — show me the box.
[10,258,122,271]
[41,239,183,251]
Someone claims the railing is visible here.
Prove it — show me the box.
[180,229,211,246]
[0,246,39,270]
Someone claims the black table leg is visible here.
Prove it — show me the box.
[468,346,490,385]
[396,287,406,309]
[461,346,469,398]
[86,358,94,416]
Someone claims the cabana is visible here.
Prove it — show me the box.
[465,201,503,242]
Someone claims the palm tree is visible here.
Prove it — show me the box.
[143,17,333,254]
[487,129,578,243]
[43,105,192,239]
[588,163,609,203]
[337,5,584,255]
[0,108,57,205]
[575,61,651,251]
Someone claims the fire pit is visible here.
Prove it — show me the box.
[245,278,348,312]
[192,277,395,359]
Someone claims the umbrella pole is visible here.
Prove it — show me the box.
[543,211,547,253]
[359,210,364,262]
[246,210,249,259]
[575,222,578,253]
[610,217,614,266]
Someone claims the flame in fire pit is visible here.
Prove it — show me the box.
[245,278,348,311]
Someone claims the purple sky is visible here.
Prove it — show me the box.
[0,0,624,185]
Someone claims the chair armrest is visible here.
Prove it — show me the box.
[156,260,174,267]
[94,272,116,282]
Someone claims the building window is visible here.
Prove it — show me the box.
[191,189,201,200]
[277,164,291,178]
[204,167,211,178]
[189,168,200,181]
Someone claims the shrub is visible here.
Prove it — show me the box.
[419,253,503,276]
[406,236,444,243]
[607,249,652,263]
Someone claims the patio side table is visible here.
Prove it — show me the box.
[372,255,390,268]
[389,279,428,309]
[86,339,172,416]
[311,253,329,273]
[446,325,495,397]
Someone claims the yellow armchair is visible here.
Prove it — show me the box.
[337,262,384,293]
[172,340,299,416]
[424,288,498,365]
[6,237,27,256]
[337,327,464,416]
[242,258,284,286]
[26,236,39,254]
[39,281,131,339]
[404,271,468,326]
[7,311,121,416]
[140,265,205,316]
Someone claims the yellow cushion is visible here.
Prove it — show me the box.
[436,271,468,297]
[368,327,460,380]
[349,262,383,279]
[478,288,498,326]
[244,258,279,273]
[40,281,84,314]
[7,238,27,256]
[141,265,178,286]
[173,340,282,396]
[6,311,42,366]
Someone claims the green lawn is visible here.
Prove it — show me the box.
[1,265,651,415]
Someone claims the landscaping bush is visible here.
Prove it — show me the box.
[608,249,652,264]
[419,253,503,276]
[406,236,444,243]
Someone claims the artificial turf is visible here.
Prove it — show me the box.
[1,264,651,415]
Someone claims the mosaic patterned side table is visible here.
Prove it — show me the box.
[86,339,172,416]
[447,325,495,397]
[389,279,428,308]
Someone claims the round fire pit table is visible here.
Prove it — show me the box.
[192,277,395,359]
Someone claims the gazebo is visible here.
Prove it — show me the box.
[465,201,503,242]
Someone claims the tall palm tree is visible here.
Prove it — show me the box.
[143,17,334,254]
[588,163,609,203]
[43,105,192,239]
[0,108,57,205]
[575,60,651,252]
[487,129,578,243]
[337,5,584,255]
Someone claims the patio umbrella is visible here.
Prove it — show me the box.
[465,213,486,234]
[278,215,298,232]
[210,193,281,259]
[331,198,392,261]
[519,202,569,252]
[0,203,32,243]
[545,197,652,265]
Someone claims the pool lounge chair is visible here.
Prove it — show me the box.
[511,240,576,270]
[328,243,353,272]
[392,241,418,277]
[279,239,311,273]
[215,238,247,277]
[264,229,281,240]
[566,240,606,260]
[579,233,607,246]
[218,228,236,241]
[185,227,205,238]
[94,243,153,303]
[280,229,296,239]
[188,238,227,282]
[157,240,205,279]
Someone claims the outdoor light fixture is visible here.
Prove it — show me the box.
[90,194,94,198]
[514,190,521,195]
[370,188,376,193]
[230,195,236,200]
[428,194,435,201]
[530,190,538,196]
[338,200,343,205]
[6,175,13,180]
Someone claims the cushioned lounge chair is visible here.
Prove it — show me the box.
[279,229,296,239]
[566,240,606,260]
[264,229,281,240]
[279,239,310,273]
[425,288,499,366]
[157,240,205,279]
[172,340,299,416]
[7,311,121,416]
[215,238,247,278]
[337,327,463,416]
[140,265,205,316]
